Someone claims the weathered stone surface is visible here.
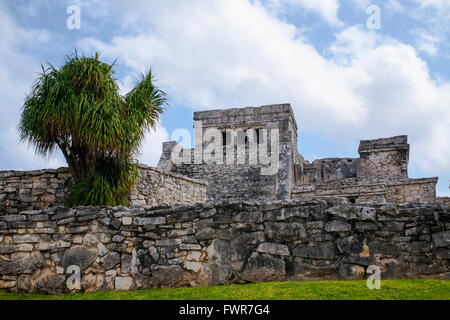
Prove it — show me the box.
[293,262,337,278]
[183,261,202,273]
[193,219,214,229]
[237,232,265,245]
[62,246,97,270]
[359,207,377,222]
[292,242,336,259]
[336,235,364,255]
[156,239,181,246]
[366,240,399,256]
[241,253,285,282]
[0,105,444,296]
[34,273,65,294]
[121,254,132,274]
[0,200,449,293]
[135,216,166,226]
[168,228,195,238]
[0,252,43,275]
[17,244,33,252]
[0,245,15,254]
[233,211,264,223]
[13,235,40,244]
[196,227,216,240]
[405,241,430,253]
[97,243,108,257]
[264,222,307,241]
[101,252,120,270]
[0,280,16,289]
[266,207,309,221]
[326,206,357,220]
[122,217,132,226]
[150,265,191,287]
[349,265,365,279]
[36,242,56,251]
[256,243,290,256]
[432,231,450,248]
[17,275,32,292]
[0,165,206,214]
[325,220,351,232]
[115,276,133,290]
[180,244,202,251]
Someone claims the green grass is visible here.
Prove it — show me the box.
[0,279,449,300]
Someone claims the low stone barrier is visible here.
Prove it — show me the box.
[130,164,207,206]
[437,197,450,206]
[0,168,71,213]
[0,165,207,213]
[0,199,448,293]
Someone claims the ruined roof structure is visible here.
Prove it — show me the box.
[158,103,438,204]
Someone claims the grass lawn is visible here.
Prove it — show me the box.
[0,279,448,300]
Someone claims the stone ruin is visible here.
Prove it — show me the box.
[158,104,439,204]
[0,103,448,293]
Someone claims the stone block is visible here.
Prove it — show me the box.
[241,253,286,282]
[256,242,290,256]
[115,277,133,290]
[62,246,97,270]
[325,220,351,232]
[292,242,336,260]
[264,222,307,241]
[432,231,450,248]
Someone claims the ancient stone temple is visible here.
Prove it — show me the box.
[158,103,438,204]
[1,103,448,294]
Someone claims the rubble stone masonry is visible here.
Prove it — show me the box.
[0,165,207,213]
[0,199,448,293]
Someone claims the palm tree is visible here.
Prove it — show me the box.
[19,51,166,206]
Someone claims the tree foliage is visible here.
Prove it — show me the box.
[19,52,166,206]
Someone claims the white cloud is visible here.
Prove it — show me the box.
[334,28,450,173]
[0,0,448,195]
[136,123,169,167]
[79,1,366,127]
[76,1,450,183]
[384,0,405,12]
[268,0,343,27]
[347,0,371,9]
[0,2,167,171]
[414,29,442,56]
[0,4,64,170]
[415,0,450,10]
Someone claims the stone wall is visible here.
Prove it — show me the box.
[385,178,437,203]
[437,197,450,206]
[301,158,358,184]
[292,178,438,204]
[0,166,207,212]
[357,136,409,180]
[161,145,278,202]
[0,168,72,214]
[0,199,448,293]
[158,104,300,202]
[293,135,439,204]
[130,164,207,206]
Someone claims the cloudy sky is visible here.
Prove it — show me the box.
[0,0,449,195]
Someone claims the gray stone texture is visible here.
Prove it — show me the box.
[0,165,206,214]
[0,200,448,292]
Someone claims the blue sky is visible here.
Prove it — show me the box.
[0,0,449,195]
